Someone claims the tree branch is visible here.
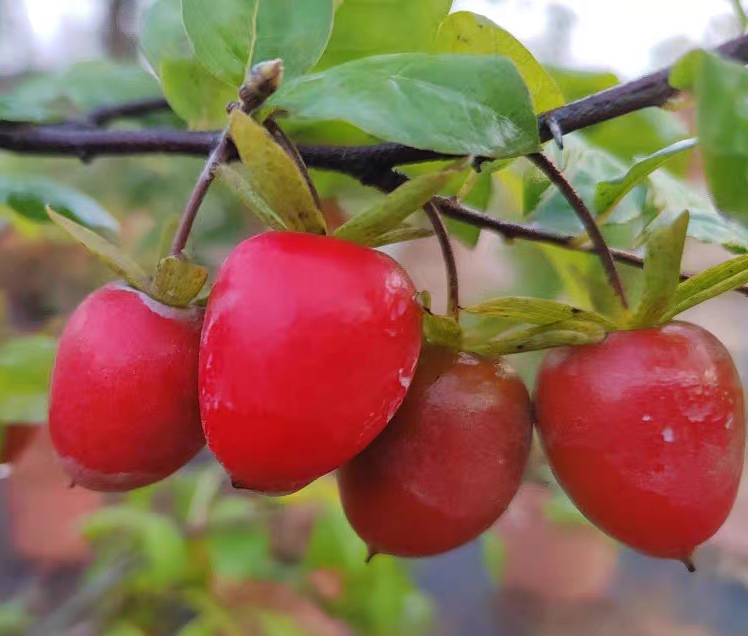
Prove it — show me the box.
[423,201,460,319]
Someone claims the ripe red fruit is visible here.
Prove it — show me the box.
[0,424,38,464]
[534,321,745,564]
[338,344,533,558]
[199,232,422,495]
[49,282,205,491]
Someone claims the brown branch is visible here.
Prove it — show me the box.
[423,201,460,319]
[527,152,628,307]
[85,97,170,127]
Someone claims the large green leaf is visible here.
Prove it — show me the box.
[434,11,564,113]
[671,50,748,221]
[463,296,615,329]
[0,336,57,424]
[182,0,333,87]
[271,53,539,157]
[647,171,748,253]
[0,176,118,230]
[315,0,451,69]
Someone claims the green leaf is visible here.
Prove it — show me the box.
[434,11,564,113]
[629,210,688,328]
[271,53,540,158]
[82,507,188,590]
[207,523,272,581]
[367,225,433,248]
[0,336,57,424]
[422,311,462,349]
[228,110,326,234]
[665,253,748,320]
[315,0,451,69]
[671,50,748,221]
[0,600,30,634]
[0,176,118,231]
[140,0,193,70]
[594,138,696,222]
[647,170,748,253]
[524,136,641,233]
[463,296,616,329]
[480,533,505,584]
[215,165,288,230]
[150,256,208,307]
[469,319,607,357]
[103,622,149,636]
[160,58,236,129]
[183,0,334,87]
[544,490,589,527]
[47,207,151,292]
[334,166,459,245]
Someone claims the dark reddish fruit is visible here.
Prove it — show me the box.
[338,344,533,557]
[199,232,422,495]
[534,321,745,564]
[0,424,38,464]
[49,282,205,491]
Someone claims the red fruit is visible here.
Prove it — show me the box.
[199,232,422,494]
[338,344,533,557]
[0,424,38,464]
[534,321,745,564]
[49,282,205,491]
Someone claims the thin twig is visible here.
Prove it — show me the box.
[263,117,321,209]
[423,201,460,319]
[85,97,170,127]
[170,59,283,255]
[527,152,628,308]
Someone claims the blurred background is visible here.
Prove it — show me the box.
[1,1,748,635]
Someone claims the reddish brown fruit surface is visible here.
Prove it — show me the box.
[338,344,533,557]
[0,424,38,464]
[199,232,422,495]
[534,321,745,562]
[49,282,205,491]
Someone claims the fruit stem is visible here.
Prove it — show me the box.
[263,116,322,210]
[526,152,629,309]
[424,201,460,320]
[364,546,379,564]
[682,554,697,573]
[170,59,284,256]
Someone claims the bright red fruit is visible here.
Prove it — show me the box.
[0,424,38,464]
[49,282,205,491]
[338,344,533,557]
[534,321,745,564]
[199,232,422,495]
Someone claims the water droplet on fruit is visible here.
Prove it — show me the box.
[0,465,11,480]
[642,414,652,422]
[398,368,412,389]
[725,414,734,429]
[662,427,675,443]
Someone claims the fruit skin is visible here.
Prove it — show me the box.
[0,424,38,464]
[534,321,745,561]
[199,231,422,495]
[49,282,205,491]
[338,344,533,557]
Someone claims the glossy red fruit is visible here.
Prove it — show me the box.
[0,424,38,464]
[534,321,745,563]
[49,282,205,491]
[199,232,422,495]
[338,344,533,557]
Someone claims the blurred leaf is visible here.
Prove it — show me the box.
[480,533,505,584]
[335,166,460,244]
[0,176,118,230]
[140,0,193,69]
[630,209,688,327]
[671,50,748,221]
[594,138,696,222]
[524,136,641,233]
[47,208,151,292]
[229,110,326,233]
[103,622,149,636]
[182,0,334,87]
[368,225,433,247]
[434,11,564,112]
[463,296,616,329]
[544,489,589,526]
[316,0,451,69]
[257,612,314,636]
[0,336,57,424]
[666,253,748,320]
[0,600,29,635]
[181,590,242,636]
[207,522,272,580]
[548,66,618,102]
[271,53,540,157]
[82,507,188,590]
[150,255,208,307]
[160,58,236,129]
[215,165,288,230]
[647,171,748,253]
